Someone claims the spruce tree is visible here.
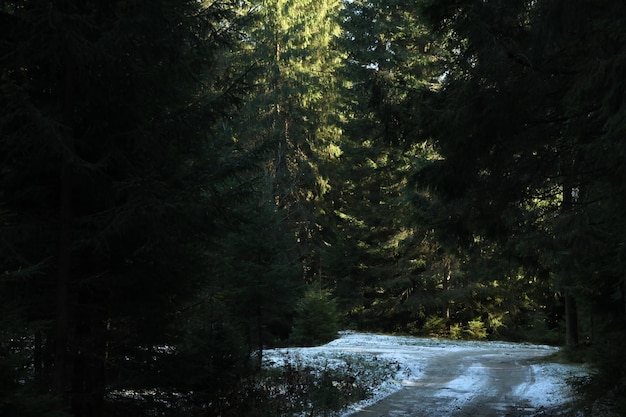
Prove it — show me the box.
[332,0,453,330]
[0,1,248,415]
[414,0,626,351]
[226,0,346,303]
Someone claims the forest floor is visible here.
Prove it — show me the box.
[264,332,589,417]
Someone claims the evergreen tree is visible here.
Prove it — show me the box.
[0,1,249,415]
[414,0,626,350]
[0,203,67,416]
[332,0,453,331]
[290,287,340,346]
[224,0,346,307]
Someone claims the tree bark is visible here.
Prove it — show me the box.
[561,152,580,348]
[71,318,105,417]
[564,292,579,347]
[53,53,76,411]
[52,160,72,405]
[623,274,626,332]
[442,261,451,320]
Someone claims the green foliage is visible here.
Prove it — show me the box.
[329,0,451,332]
[408,0,626,408]
[3,0,625,413]
[1,0,254,414]
[501,311,563,346]
[172,298,254,416]
[290,289,340,346]
[419,317,487,340]
[421,316,448,338]
[464,320,488,340]
[216,203,305,352]
[449,324,463,340]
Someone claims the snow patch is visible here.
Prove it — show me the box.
[514,363,586,408]
[263,332,585,416]
[438,364,489,395]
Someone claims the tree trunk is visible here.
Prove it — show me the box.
[52,160,72,406]
[256,302,264,365]
[442,262,451,320]
[561,153,580,348]
[53,54,75,411]
[623,274,626,332]
[34,330,44,381]
[564,292,579,348]
[71,318,105,417]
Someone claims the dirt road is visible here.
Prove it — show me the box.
[348,346,574,417]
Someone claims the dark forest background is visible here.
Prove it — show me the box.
[1,0,625,416]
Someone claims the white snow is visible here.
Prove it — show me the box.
[434,364,490,402]
[263,331,587,416]
[515,363,586,408]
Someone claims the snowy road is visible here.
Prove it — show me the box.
[265,332,586,417]
[348,347,566,416]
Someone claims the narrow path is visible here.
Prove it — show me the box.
[348,348,568,417]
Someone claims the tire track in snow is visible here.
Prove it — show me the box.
[346,344,581,416]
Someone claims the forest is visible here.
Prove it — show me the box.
[1,0,625,416]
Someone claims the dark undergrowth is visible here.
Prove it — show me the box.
[103,353,394,417]
[549,333,626,417]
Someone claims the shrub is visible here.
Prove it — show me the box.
[449,323,463,340]
[290,289,340,346]
[421,315,448,338]
[464,319,487,340]
[255,352,397,416]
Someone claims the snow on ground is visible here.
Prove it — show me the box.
[263,331,586,416]
[433,363,490,404]
[516,363,587,408]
